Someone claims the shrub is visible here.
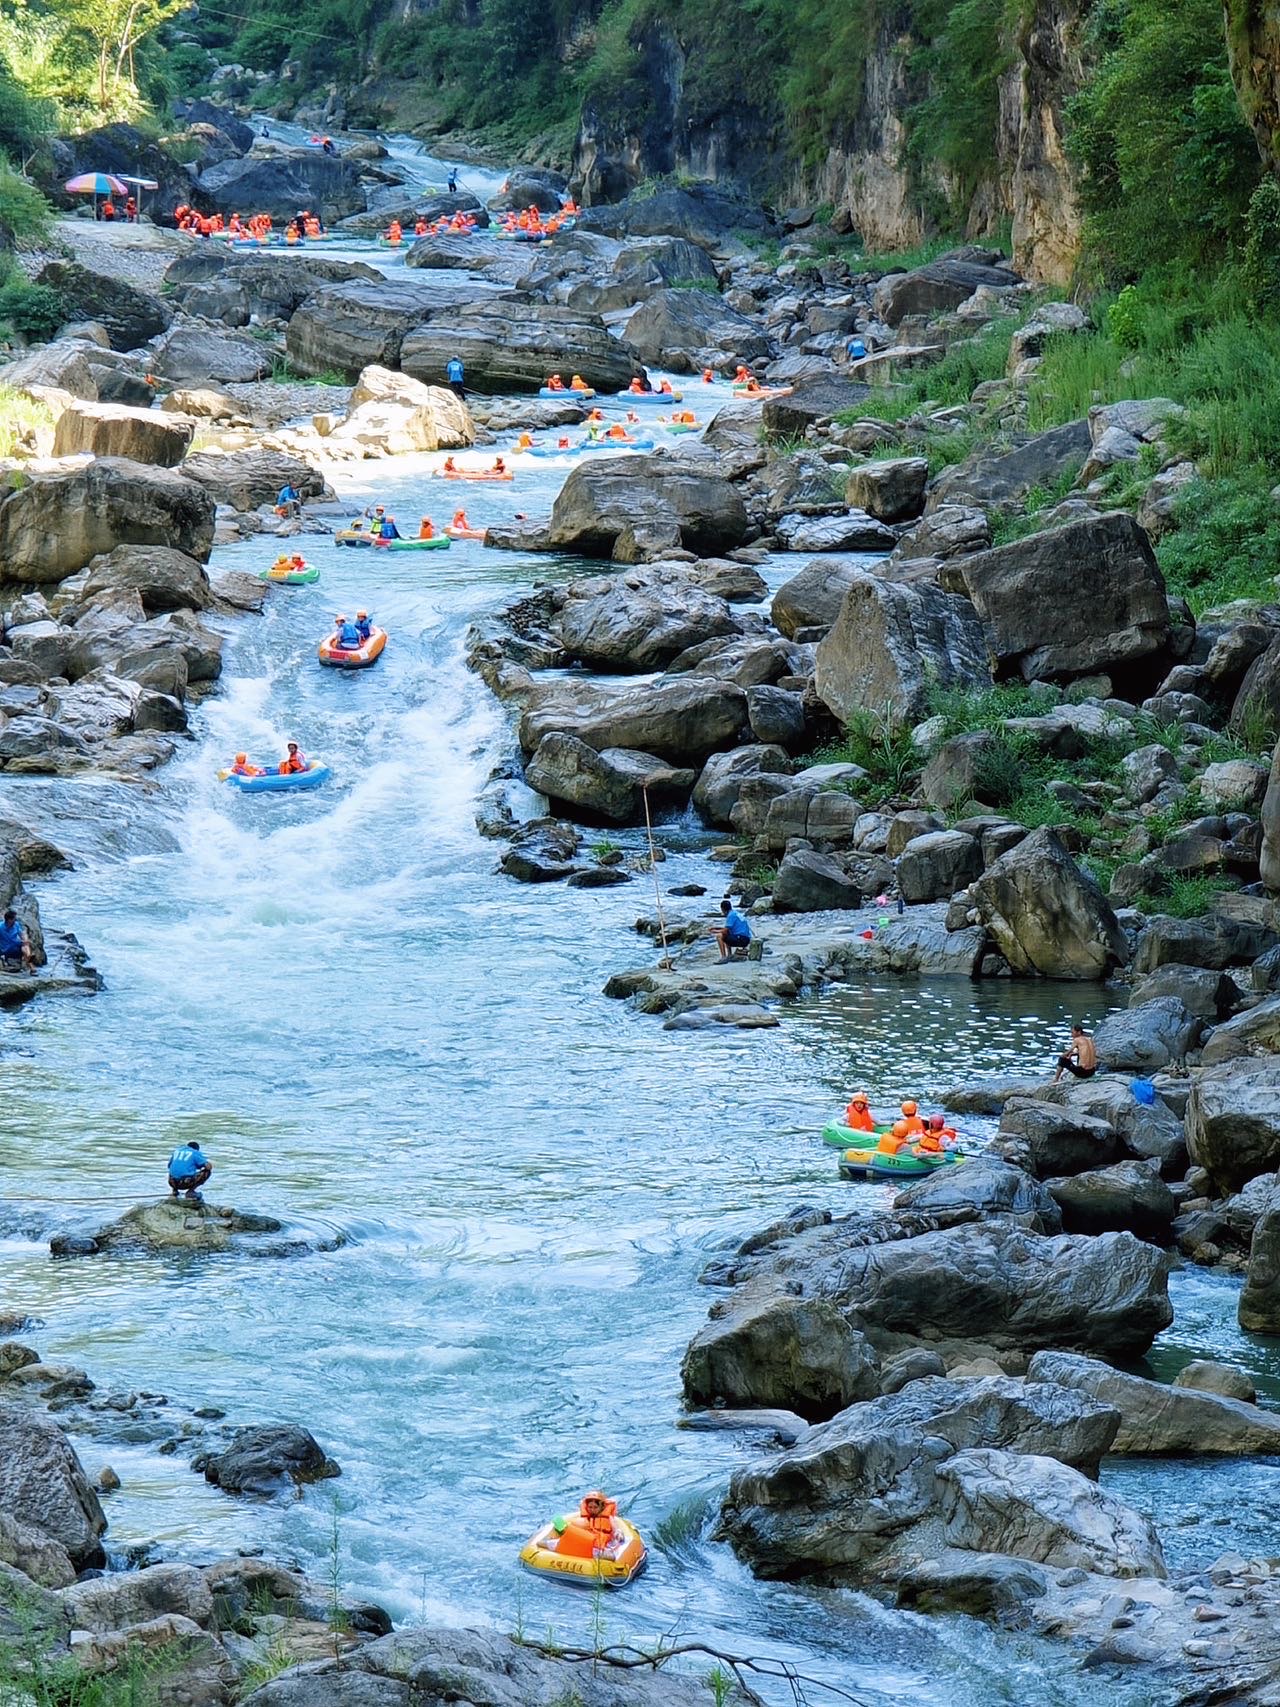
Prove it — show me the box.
[1244,177,1280,316]
[0,268,64,339]
[0,160,52,243]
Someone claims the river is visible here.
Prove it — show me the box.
[2,137,1279,1707]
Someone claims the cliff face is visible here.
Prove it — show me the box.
[1224,0,1280,172]
[570,0,1093,284]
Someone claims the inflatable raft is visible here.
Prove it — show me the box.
[732,384,793,400]
[439,468,513,482]
[319,627,386,668]
[617,389,682,405]
[222,763,331,793]
[372,534,451,550]
[519,1517,647,1589]
[839,1145,966,1182]
[444,523,487,540]
[336,527,375,547]
[539,384,595,400]
[260,561,319,585]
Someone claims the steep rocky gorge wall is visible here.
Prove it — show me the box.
[570,0,1093,284]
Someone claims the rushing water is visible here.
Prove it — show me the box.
[1,140,1278,1707]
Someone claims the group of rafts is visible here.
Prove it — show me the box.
[823,1094,968,1181]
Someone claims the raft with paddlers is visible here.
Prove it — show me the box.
[539,383,595,399]
[520,1494,647,1590]
[840,1146,967,1182]
[445,522,487,540]
[336,526,375,548]
[260,556,319,585]
[438,466,513,482]
[319,626,386,668]
[732,383,793,399]
[617,388,682,405]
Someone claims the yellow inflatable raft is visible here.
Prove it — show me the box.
[519,1515,647,1588]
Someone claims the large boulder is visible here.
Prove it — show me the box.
[520,677,748,765]
[51,401,191,468]
[0,344,99,404]
[1092,997,1200,1072]
[555,564,740,671]
[997,1099,1122,1179]
[61,1563,214,1633]
[771,558,862,639]
[0,1404,106,1569]
[0,459,214,583]
[1046,1160,1177,1240]
[1025,1076,1188,1175]
[345,365,473,450]
[755,1219,1172,1358]
[716,1374,1124,1581]
[897,829,982,903]
[623,289,772,372]
[894,1159,1062,1232]
[81,545,212,613]
[772,848,863,913]
[844,458,929,524]
[940,514,1170,685]
[524,735,693,823]
[682,1296,880,1421]
[815,573,989,727]
[927,420,1091,514]
[761,378,873,439]
[970,827,1129,979]
[547,457,748,557]
[150,324,274,385]
[933,1448,1165,1576]
[181,450,326,513]
[1028,1350,1280,1454]
[1186,1058,1280,1191]
[874,255,1020,325]
[693,745,791,827]
[399,301,640,395]
[195,150,365,222]
[1241,1203,1280,1334]
[575,183,779,246]
[284,279,453,381]
[36,261,171,352]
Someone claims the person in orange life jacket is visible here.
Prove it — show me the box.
[553,1492,622,1558]
[414,217,427,236]
[899,1100,925,1136]
[546,373,565,391]
[230,752,264,778]
[442,457,457,474]
[492,456,506,475]
[277,741,308,775]
[628,376,650,394]
[878,1120,912,1155]
[569,374,588,391]
[844,1092,876,1133]
[419,514,436,538]
[167,1139,212,1200]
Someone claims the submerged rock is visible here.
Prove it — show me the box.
[49,1198,339,1260]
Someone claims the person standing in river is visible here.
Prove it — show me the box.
[1054,1023,1098,1081]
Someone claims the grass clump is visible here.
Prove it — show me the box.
[0,384,53,456]
[836,314,1019,426]
[809,705,921,807]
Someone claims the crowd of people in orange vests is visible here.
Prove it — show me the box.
[382,207,480,245]
[173,206,327,242]
[497,199,579,238]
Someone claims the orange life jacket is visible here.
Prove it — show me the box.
[844,1103,876,1133]
[900,1116,925,1136]
[281,752,307,773]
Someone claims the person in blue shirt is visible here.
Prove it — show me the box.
[333,612,362,650]
[0,908,33,972]
[378,515,401,540]
[276,482,300,517]
[447,169,458,194]
[712,897,752,961]
[167,1140,213,1201]
[846,336,867,362]
[445,356,465,400]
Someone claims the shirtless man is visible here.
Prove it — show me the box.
[1054,1023,1098,1081]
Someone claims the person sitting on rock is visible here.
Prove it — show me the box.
[553,1492,623,1559]
[899,1100,925,1136]
[711,897,751,962]
[355,610,372,641]
[230,752,264,778]
[278,741,309,774]
[419,516,436,539]
[0,909,34,973]
[333,613,361,650]
[844,1092,876,1133]
[168,1140,213,1201]
[276,482,300,517]
[1054,1023,1098,1082]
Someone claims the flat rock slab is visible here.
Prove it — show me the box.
[50,1198,344,1260]
[604,902,985,1015]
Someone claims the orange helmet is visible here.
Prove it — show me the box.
[234,752,247,764]
[901,1100,918,1116]
[892,1120,909,1138]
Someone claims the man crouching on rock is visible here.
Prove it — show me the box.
[168,1140,213,1201]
